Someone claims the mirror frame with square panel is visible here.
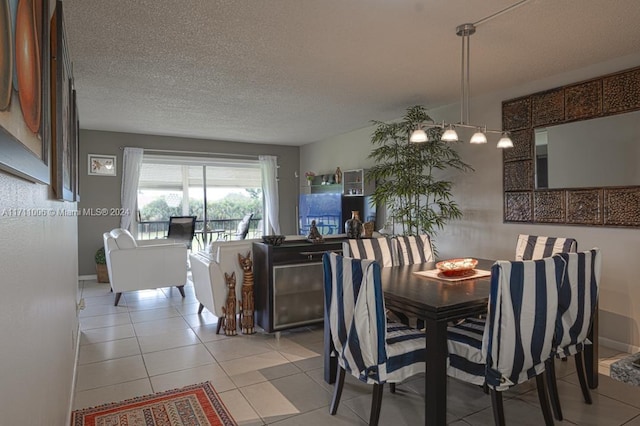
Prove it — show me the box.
[502,65,640,227]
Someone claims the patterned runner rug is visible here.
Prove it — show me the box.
[71,381,237,426]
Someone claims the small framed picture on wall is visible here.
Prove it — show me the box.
[88,154,117,176]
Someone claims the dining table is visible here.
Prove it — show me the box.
[323,258,599,426]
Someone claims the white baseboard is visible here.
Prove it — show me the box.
[79,274,97,281]
[599,336,640,354]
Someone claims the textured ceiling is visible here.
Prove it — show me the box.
[63,0,640,146]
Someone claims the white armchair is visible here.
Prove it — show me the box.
[103,228,188,306]
[189,239,259,334]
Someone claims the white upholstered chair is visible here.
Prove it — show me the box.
[189,239,259,334]
[103,228,188,306]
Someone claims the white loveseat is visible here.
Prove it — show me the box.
[103,228,188,306]
[189,239,260,334]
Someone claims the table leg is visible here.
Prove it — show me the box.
[585,303,599,389]
[425,318,448,426]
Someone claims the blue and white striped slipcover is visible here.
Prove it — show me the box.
[346,237,397,267]
[554,248,601,358]
[515,234,577,261]
[395,235,435,265]
[447,255,566,391]
[323,252,426,384]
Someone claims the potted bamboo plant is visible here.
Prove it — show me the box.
[366,105,473,241]
[95,247,109,283]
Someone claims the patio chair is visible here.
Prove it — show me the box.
[323,252,426,426]
[167,216,197,250]
[230,213,253,240]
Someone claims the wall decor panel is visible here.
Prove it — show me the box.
[503,129,532,162]
[534,190,565,223]
[565,80,602,121]
[604,188,640,226]
[567,189,603,225]
[504,192,532,222]
[502,65,640,228]
[531,88,565,127]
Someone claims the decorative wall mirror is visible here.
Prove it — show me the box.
[502,65,640,227]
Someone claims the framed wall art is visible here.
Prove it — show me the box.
[51,0,74,200]
[0,0,51,184]
[88,154,116,176]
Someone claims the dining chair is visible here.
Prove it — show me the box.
[515,234,577,261]
[546,248,602,421]
[344,236,396,267]
[323,252,426,426]
[167,216,197,250]
[446,255,566,426]
[395,234,434,264]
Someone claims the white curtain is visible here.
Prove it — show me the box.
[120,147,144,233]
[259,155,281,235]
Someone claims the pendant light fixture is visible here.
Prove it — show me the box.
[409,23,513,148]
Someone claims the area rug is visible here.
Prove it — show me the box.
[71,381,237,426]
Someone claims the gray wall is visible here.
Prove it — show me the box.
[77,130,300,275]
[0,176,79,423]
[301,52,640,352]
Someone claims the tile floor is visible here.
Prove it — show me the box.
[74,278,640,425]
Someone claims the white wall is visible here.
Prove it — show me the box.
[0,173,79,424]
[301,52,640,351]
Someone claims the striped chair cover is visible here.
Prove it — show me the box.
[555,248,601,357]
[395,235,435,265]
[515,234,577,261]
[323,252,425,384]
[447,255,566,391]
[346,237,396,267]
[546,248,602,420]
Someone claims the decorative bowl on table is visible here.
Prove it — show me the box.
[435,258,478,277]
[262,235,286,246]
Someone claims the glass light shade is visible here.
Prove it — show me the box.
[470,131,487,144]
[410,128,428,143]
[441,127,459,142]
[496,133,514,148]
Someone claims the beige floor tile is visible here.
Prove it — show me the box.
[150,363,236,393]
[133,316,190,337]
[519,379,640,425]
[562,373,640,409]
[79,303,129,318]
[204,335,275,362]
[125,297,174,311]
[83,294,125,307]
[72,378,152,410]
[462,397,572,426]
[129,306,181,323]
[80,283,113,298]
[137,328,200,353]
[80,324,136,345]
[344,385,426,426]
[218,388,264,426]
[192,323,231,343]
[240,373,331,423]
[75,355,148,391]
[623,414,640,425]
[174,301,202,315]
[220,351,289,377]
[80,312,132,330]
[183,310,220,328]
[78,337,141,365]
[230,362,302,388]
[270,338,322,363]
[305,367,372,403]
[269,405,367,425]
[143,343,216,376]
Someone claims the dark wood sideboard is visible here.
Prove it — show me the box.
[253,238,344,333]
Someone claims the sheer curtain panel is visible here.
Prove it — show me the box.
[120,147,144,233]
[259,155,280,235]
